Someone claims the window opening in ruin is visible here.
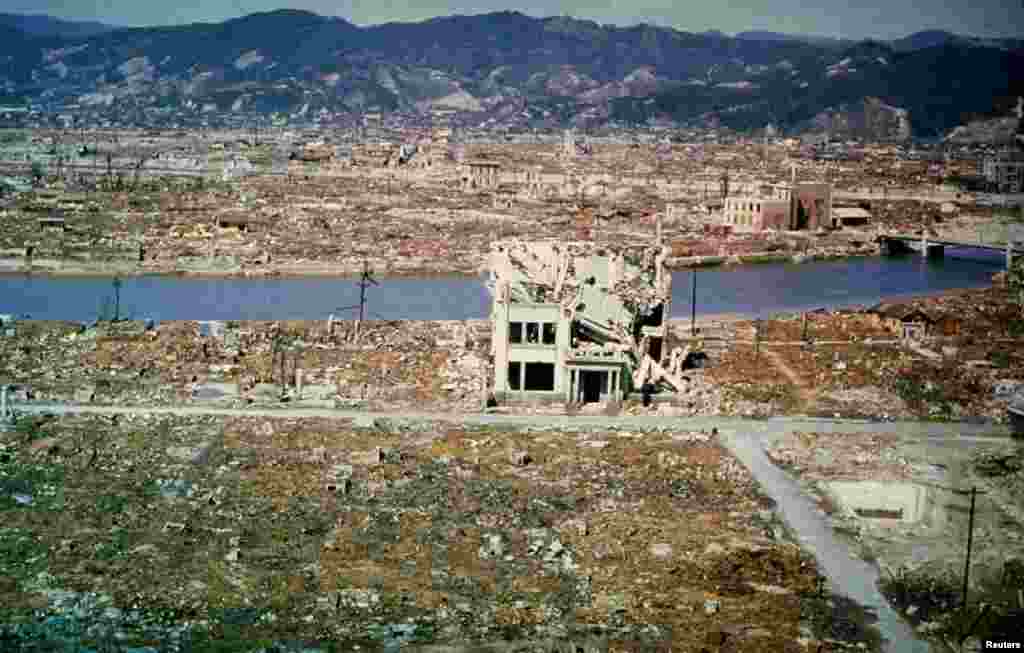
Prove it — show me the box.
[648,337,663,363]
[526,322,540,344]
[542,323,557,345]
[796,202,809,230]
[523,362,555,391]
[508,362,522,390]
[509,322,523,344]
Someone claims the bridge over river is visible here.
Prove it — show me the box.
[879,229,1024,270]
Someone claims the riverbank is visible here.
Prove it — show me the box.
[0,257,484,280]
[669,245,880,270]
[0,239,883,279]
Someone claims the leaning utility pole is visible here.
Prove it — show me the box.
[356,259,377,326]
[337,259,379,343]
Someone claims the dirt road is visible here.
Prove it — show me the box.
[14,400,1011,441]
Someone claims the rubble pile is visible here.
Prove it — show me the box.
[3,136,980,278]
[644,371,725,416]
[879,358,1000,420]
[765,431,911,481]
[708,285,1024,421]
[0,319,491,412]
[1,415,830,651]
[745,311,893,342]
[0,321,102,402]
[708,345,805,416]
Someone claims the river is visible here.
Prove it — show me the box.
[0,252,1004,322]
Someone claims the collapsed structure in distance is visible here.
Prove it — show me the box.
[488,238,688,404]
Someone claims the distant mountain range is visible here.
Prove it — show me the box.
[0,13,115,38]
[1,9,1021,138]
[735,28,1023,52]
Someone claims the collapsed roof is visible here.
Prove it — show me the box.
[488,239,668,321]
[488,239,682,390]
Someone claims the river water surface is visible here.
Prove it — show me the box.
[0,252,1003,322]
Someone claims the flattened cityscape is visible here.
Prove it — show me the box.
[2,8,1024,653]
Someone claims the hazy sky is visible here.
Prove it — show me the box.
[3,0,1023,40]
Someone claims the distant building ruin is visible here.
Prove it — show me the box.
[462,161,501,190]
[981,151,1024,194]
[723,168,832,232]
[488,239,680,405]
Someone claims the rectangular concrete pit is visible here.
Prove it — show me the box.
[825,481,932,525]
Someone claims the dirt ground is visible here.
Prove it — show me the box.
[0,412,879,652]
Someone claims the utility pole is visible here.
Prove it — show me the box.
[690,270,697,337]
[356,259,376,325]
[962,486,977,607]
[112,276,122,322]
[337,259,379,343]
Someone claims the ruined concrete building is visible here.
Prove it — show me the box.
[462,161,501,190]
[723,167,832,232]
[488,239,680,404]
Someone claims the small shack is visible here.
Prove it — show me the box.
[832,207,871,228]
[216,212,263,233]
[867,303,934,340]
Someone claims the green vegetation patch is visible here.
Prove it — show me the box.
[0,527,48,582]
[0,457,66,511]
